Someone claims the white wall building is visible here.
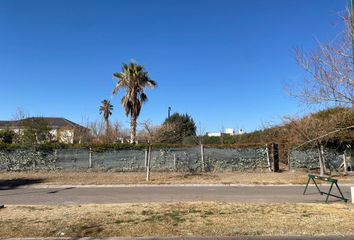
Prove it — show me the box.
[207,128,245,137]
[225,128,235,135]
[207,132,222,137]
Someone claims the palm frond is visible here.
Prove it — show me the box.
[140,93,148,103]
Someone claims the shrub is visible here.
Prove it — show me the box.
[0,130,15,144]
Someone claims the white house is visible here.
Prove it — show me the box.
[0,117,88,144]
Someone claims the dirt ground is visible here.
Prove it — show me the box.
[1,202,353,237]
[0,170,353,186]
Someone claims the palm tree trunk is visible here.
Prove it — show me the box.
[130,115,137,144]
[106,119,110,137]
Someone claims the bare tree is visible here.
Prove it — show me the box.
[140,120,157,182]
[73,116,94,144]
[110,120,122,143]
[88,119,105,143]
[284,108,354,176]
[12,107,29,120]
[11,108,30,143]
[196,122,206,171]
[139,120,157,144]
[291,11,353,107]
[285,116,328,176]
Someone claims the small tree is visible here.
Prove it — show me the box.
[140,121,158,182]
[87,119,105,143]
[158,113,196,143]
[0,130,15,144]
[110,120,122,143]
[285,116,328,176]
[21,118,53,145]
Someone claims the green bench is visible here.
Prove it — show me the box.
[303,174,348,203]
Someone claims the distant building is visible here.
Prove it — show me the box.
[238,129,245,135]
[206,128,245,137]
[225,128,235,135]
[0,117,88,144]
[207,132,222,137]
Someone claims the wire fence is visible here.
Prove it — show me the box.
[0,146,267,171]
[0,146,351,172]
[289,149,349,170]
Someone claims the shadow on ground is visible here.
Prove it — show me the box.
[0,178,44,190]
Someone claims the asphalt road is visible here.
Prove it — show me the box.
[0,185,351,205]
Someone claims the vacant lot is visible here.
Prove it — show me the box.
[0,171,353,186]
[1,202,353,237]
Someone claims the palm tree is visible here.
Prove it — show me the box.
[99,99,113,136]
[112,62,156,143]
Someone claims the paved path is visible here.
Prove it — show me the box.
[0,185,351,205]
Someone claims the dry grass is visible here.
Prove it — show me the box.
[1,202,353,237]
[0,170,353,186]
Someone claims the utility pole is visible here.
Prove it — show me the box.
[168,107,171,118]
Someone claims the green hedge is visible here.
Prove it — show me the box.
[0,142,196,152]
[0,142,267,152]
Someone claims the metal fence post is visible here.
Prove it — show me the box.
[200,144,204,172]
[146,146,151,182]
[266,144,271,172]
[144,148,148,169]
[173,153,176,171]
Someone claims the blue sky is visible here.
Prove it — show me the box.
[0,0,348,132]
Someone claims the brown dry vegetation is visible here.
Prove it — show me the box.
[1,170,353,186]
[1,202,353,237]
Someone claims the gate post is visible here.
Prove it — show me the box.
[271,143,279,172]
